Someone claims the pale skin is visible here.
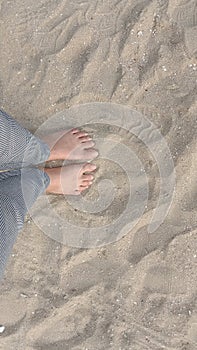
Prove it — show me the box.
[41,128,98,195]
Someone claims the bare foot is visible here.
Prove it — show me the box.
[45,163,96,195]
[42,129,98,161]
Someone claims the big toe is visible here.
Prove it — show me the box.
[82,140,95,148]
[81,163,97,174]
[83,148,99,160]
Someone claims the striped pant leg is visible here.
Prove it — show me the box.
[0,109,50,170]
[0,168,50,281]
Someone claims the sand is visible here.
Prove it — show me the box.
[0,0,197,349]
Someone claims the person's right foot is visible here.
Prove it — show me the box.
[45,163,96,195]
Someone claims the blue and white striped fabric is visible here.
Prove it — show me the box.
[0,109,50,170]
[0,110,50,281]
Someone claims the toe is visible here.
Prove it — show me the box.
[81,180,92,187]
[71,128,80,134]
[76,131,89,138]
[82,174,94,181]
[82,140,95,148]
[80,136,93,143]
[81,163,97,173]
[79,185,90,193]
[84,148,99,159]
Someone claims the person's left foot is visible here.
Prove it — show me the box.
[42,129,98,161]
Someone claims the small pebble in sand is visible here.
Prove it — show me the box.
[0,325,5,334]
[137,30,143,36]
[20,293,28,298]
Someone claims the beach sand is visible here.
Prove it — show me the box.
[0,0,197,349]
